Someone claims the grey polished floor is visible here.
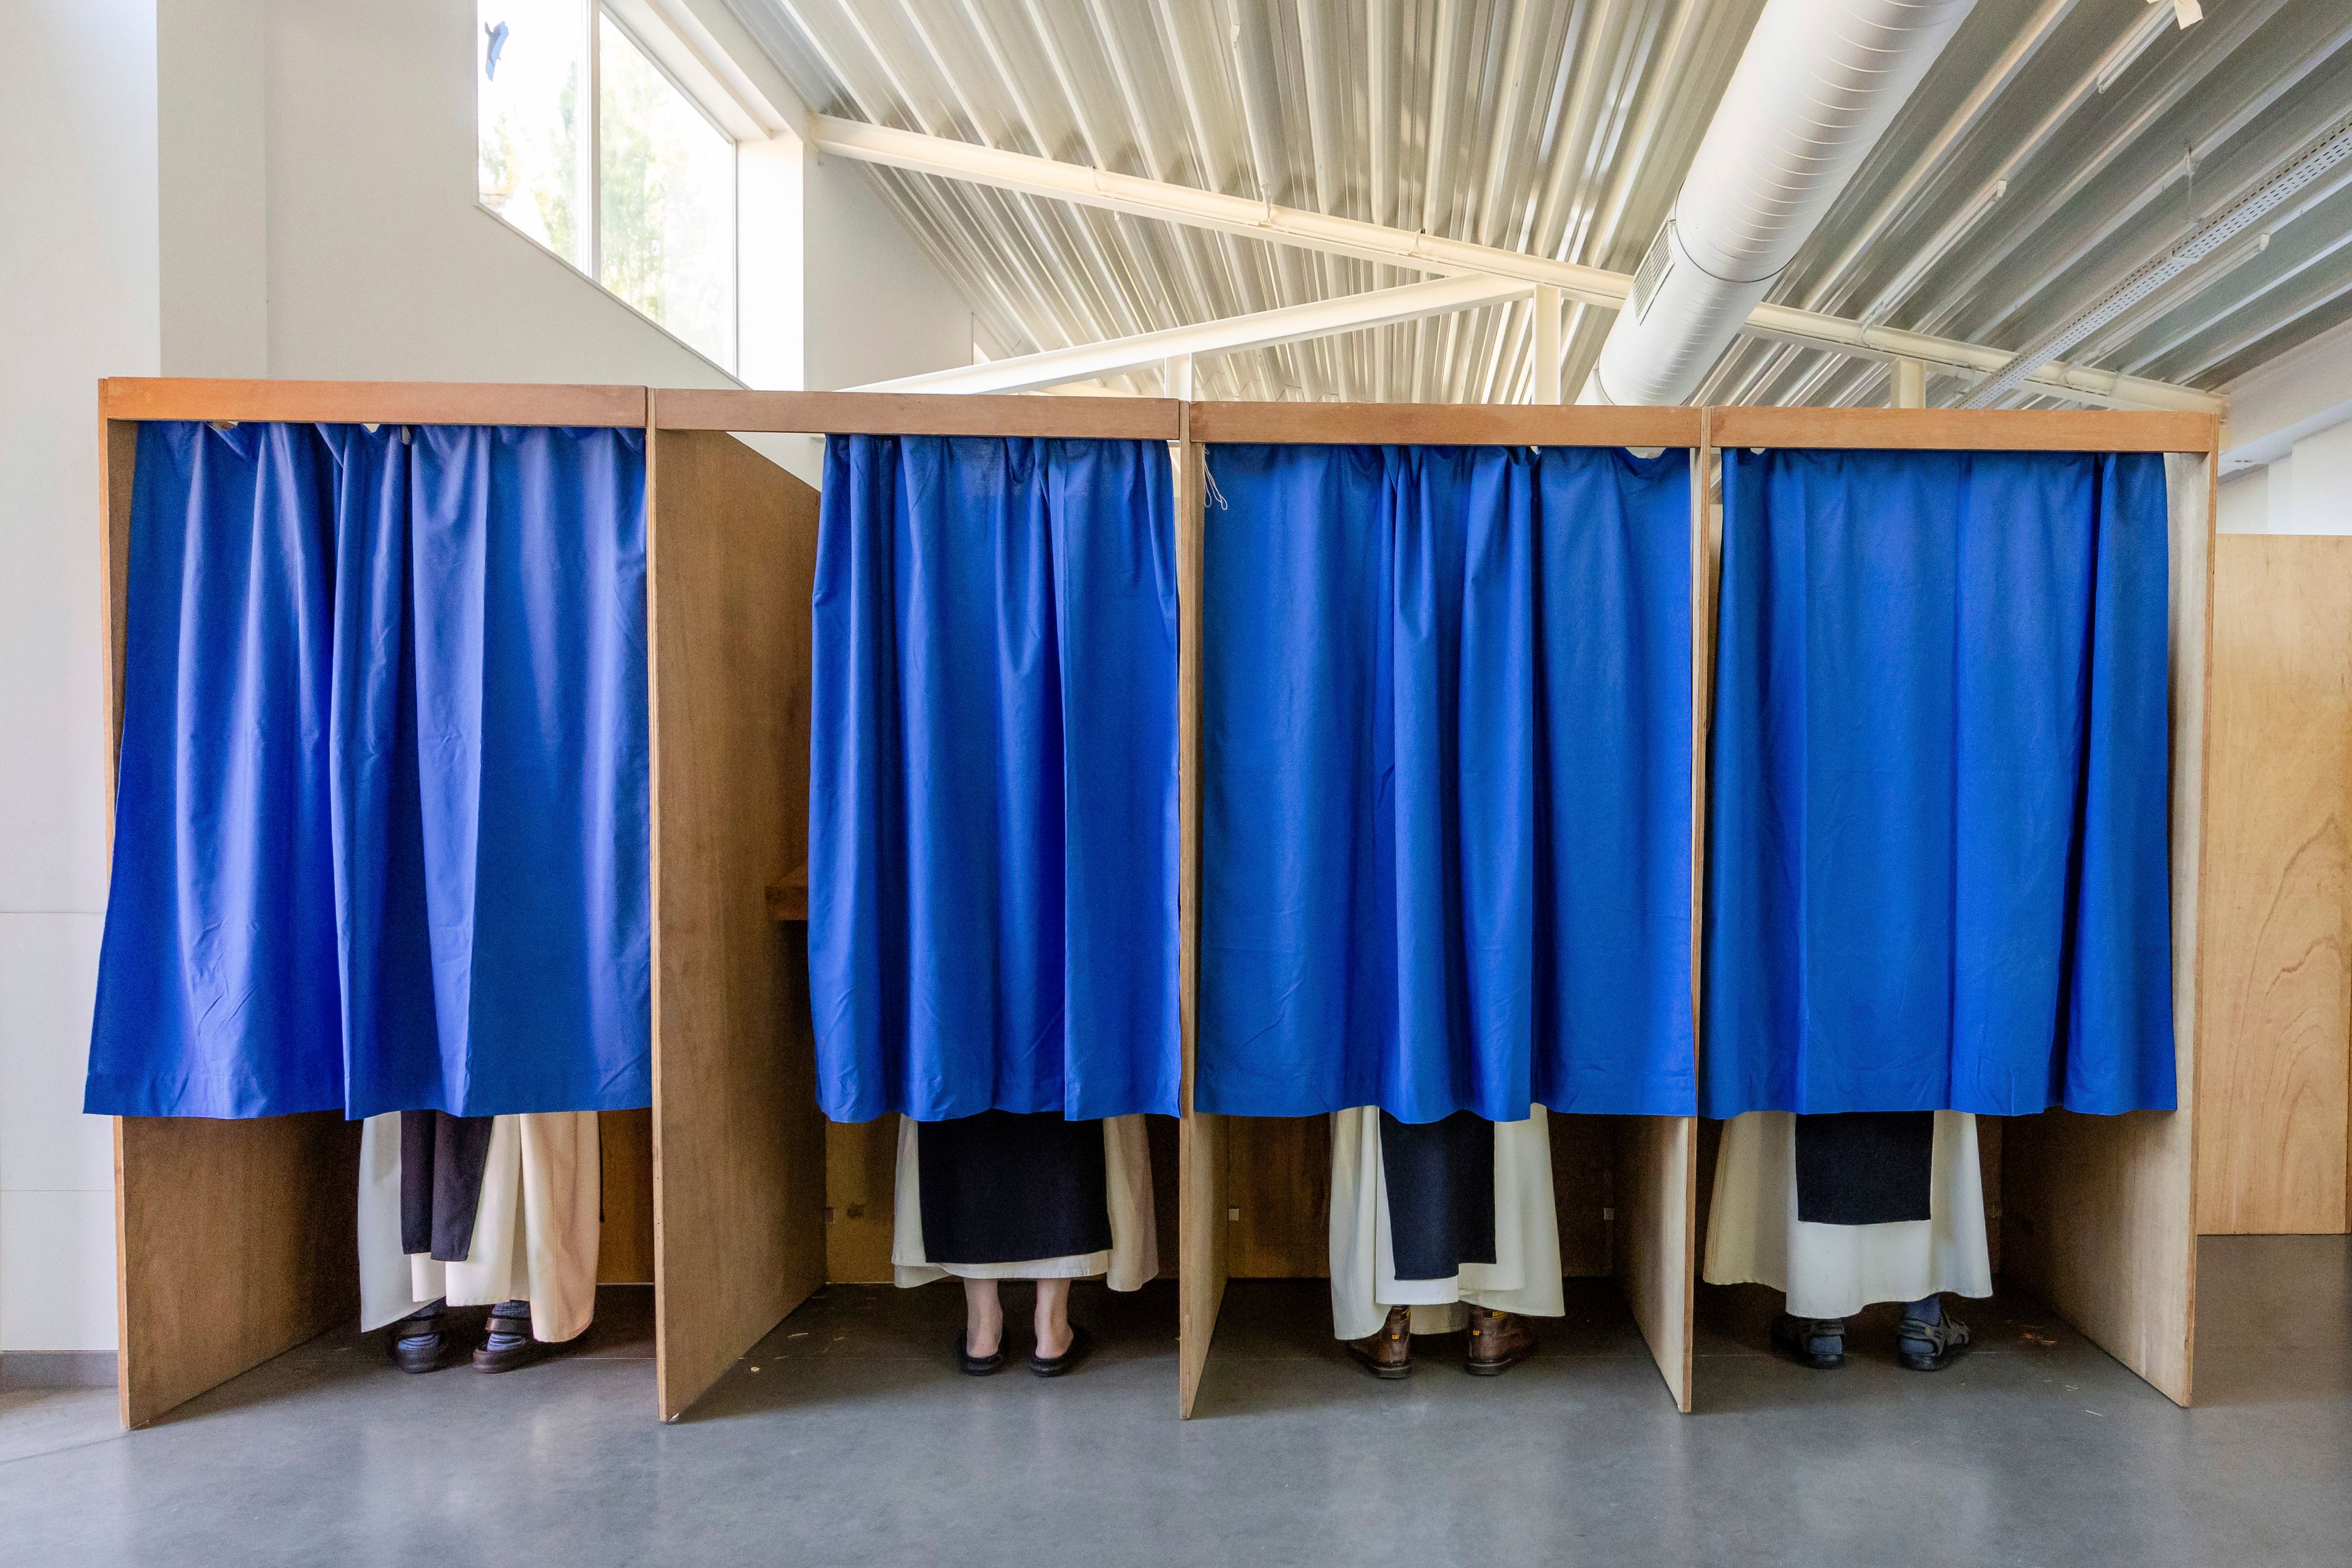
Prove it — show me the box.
[2,1235,2345,1566]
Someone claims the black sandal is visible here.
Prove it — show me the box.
[390,1303,461,1374]
[1771,1313,1848,1370]
[1030,1324,1094,1378]
[1896,1311,1972,1371]
[957,1330,1006,1377]
[473,1301,572,1373]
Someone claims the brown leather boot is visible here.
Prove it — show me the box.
[1344,1305,1413,1379]
[1464,1305,1535,1375]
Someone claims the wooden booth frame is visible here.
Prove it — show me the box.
[94,382,2217,1429]
[94,380,654,1430]
[1703,405,2222,1409]
[1174,401,1709,1418]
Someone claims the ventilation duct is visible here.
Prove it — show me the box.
[1582,0,1981,406]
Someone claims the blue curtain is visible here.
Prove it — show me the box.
[1198,443,1695,1122]
[1702,447,2176,1118]
[808,435,1180,1123]
[86,421,650,1119]
[85,424,345,1118]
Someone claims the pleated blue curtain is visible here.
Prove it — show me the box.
[1197,443,1695,1123]
[85,423,346,1118]
[1701,447,2176,1118]
[85,421,650,1119]
[807,434,1180,1123]
[328,425,651,1117]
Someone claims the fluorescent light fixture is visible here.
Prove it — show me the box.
[2097,0,2202,95]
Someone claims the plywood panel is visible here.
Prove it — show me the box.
[649,425,826,1420]
[825,1118,899,1284]
[1188,401,1700,448]
[1175,429,1229,1418]
[1226,1117,1330,1278]
[105,412,365,1428]
[2002,451,2213,1408]
[1707,405,2216,454]
[1616,1115,1696,1412]
[2196,535,2352,1234]
[117,1114,360,1428]
[655,388,1180,439]
[99,377,646,426]
[597,1109,657,1284]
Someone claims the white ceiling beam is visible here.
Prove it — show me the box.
[809,114,2223,415]
[856,274,1532,394]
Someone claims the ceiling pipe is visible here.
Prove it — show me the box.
[1581,0,1980,406]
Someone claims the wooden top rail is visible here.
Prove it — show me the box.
[1186,401,1703,447]
[97,382,2219,454]
[1708,405,2218,454]
[654,390,1183,439]
[99,379,649,428]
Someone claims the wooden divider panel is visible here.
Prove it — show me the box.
[649,426,826,1420]
[2002,451,2212,1408]
[1174,430,1230,1418]
[1626,436,1706,1412]
[103,413,366,1427]
[116,1114,360,1427]
[2196,535,2352,1234]
[1615,1117,1696,1411]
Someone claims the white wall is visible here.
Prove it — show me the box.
[801,151,974,392]
[0,0,973,1359]
[263,1,742,388]
[2218,318,2352,538]
[0,0,163,1361]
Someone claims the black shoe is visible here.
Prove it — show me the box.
[1030,1324,1094,1378]
[957,1329,1006,1376]
[390,1303,461,1374]
[1897,1312,1972,1371]
[472,1301,576,1373]
[1771,1313,1847,1370]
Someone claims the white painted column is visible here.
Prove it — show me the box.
[1165,352,1195,401]
[1534,284,1563,405]
[1893,356,1927,408]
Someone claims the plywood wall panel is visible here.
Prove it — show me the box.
[1615,1115,1696,1412]
[1175,431,1229,1417]
[597,1108,657,1283]
[2001,451,2213,1408]
[2195,535,2352,1235]
[117,1115,360,1428]
[1226,1117,1330,1278]
[824,1118,899,1284]
[649,426,826,1420]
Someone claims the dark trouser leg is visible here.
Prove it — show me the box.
[1378,1110,1498,1281]
[398,1110,497,1262]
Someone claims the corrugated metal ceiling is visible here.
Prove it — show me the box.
[729,0,2352,406]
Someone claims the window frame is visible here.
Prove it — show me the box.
[475,0,744,374]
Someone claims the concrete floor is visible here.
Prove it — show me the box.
[1,1235,2345,1567]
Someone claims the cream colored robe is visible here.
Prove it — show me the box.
[1327,1106,1565,1342]
[1705,1109,1992,1319]
[358,1111,602,1344]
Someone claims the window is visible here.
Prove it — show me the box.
[477,2,739,372]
